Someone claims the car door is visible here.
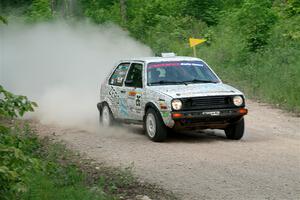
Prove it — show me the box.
[107,62,130,119]
[121,62,144,121]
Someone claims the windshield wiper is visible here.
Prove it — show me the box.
[184,79,218,84]
[148,80,187,86]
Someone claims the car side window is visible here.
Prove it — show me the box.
[125,63,143,88]
[109,63,130,86]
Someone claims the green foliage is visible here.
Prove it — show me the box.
[184,0,221,26]
[144,15,207,54]
[198,13,300,111]
[0,15,8,24]
[0,85,38,118]
[80,0,120,24]
[0,0,32,9]
[0,86,39,198]
[286,0,300,17]
[0,125,115,200]
[0,118,122,200]
[0,145,40,198]
[26,0,52,22]
[235,0,277,52]
[0,125,41,199]
[23,171,110,200]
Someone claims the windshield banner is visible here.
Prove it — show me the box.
[148,61,204,69]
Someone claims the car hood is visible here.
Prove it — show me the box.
[148,83,243,98]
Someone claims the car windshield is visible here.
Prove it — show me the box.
[147,61,220,86]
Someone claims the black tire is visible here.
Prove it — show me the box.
[225,118,245,140]
[100,103,114,127]
[144,108,168,142]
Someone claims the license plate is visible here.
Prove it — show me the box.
[202,111,220,116]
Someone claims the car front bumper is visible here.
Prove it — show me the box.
[170,108,248,130]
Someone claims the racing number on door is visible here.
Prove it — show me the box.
[136,94,141,107]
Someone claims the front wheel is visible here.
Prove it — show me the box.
[225,118,245,140]
[145,108,167,142]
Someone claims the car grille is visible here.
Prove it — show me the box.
[180,95,240,111]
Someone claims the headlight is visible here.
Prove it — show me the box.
[171,99,182,110]
[233,96,243,106]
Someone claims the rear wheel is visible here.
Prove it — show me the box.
[225,118,245,140]
[145,108,167,142]
[100,104,114,127]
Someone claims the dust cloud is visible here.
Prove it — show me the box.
[0,21,152,131]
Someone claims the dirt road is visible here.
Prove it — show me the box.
[32,100,300,200]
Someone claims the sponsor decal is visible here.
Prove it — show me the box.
[116,77,123,83]
[159,102,167,109]
[128,91,137,96]
[148,62,181,68]
[158,99,167,109]
[148,61,205,69]
[162,111,170,118]
[180,62,203,66]
[119,98,128,116]
[108,87,119,104]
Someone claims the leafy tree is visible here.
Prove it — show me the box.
[0,86,39,199]
[286,0,300,17]
[0,85,37,118]
[0,0,32,10]
[80,0,120,24]
[0,144,40,199]
[26,0,52,22]
[236,0,277,52]
[184,0,222,26]
[220,0,243,9]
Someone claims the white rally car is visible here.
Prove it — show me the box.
[97,54,248,142]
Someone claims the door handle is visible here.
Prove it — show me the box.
[120,90,126,93]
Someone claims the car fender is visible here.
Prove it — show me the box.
[143,90,175,128]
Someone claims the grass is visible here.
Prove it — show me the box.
[0,119,177,200]
[23,172,110,200]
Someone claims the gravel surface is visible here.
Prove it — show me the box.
[32,100,300,200]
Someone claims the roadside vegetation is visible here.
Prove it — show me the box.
[0,85,176,200]
[1,0,299,111]
[81,0,300,112]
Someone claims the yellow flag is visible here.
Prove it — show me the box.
[189,38,206,47]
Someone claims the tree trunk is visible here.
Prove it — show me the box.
[120,0,127,24]
[50,0,55,16]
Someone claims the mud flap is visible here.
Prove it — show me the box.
[97,102,103,112]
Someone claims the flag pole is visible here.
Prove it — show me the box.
[193,46,197,57]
